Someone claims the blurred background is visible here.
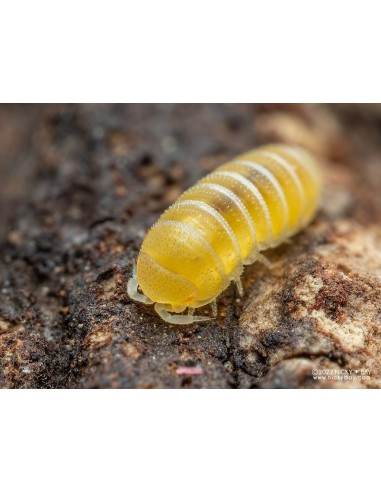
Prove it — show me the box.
[1,103,381,242]
[1,104,381,244]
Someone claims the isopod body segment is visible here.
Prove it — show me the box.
[128,143,322,324]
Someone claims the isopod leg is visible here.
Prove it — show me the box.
[155,303,212,325]
[127,260,154,304]
[234,277,243,297]
[211,299,217,317]
[258,253,271,267]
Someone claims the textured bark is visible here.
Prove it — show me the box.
[1,103,380,388]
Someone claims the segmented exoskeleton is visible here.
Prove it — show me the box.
[128,143,322,324]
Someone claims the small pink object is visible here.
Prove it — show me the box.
[176,366,203,376]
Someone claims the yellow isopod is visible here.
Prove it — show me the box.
[128,143,322,324]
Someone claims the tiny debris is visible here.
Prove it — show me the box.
[176,366,203,376]
[161,136,177,154]
[41,286,50,296]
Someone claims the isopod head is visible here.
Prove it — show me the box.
[133,217,229,313]
[136,251,197,310]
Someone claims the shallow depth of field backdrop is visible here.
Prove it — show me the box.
[0,103,380,389]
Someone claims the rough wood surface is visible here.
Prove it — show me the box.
[1,103,380,388]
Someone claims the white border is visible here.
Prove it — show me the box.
[1,391,380,490]
[0,1,380,102]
